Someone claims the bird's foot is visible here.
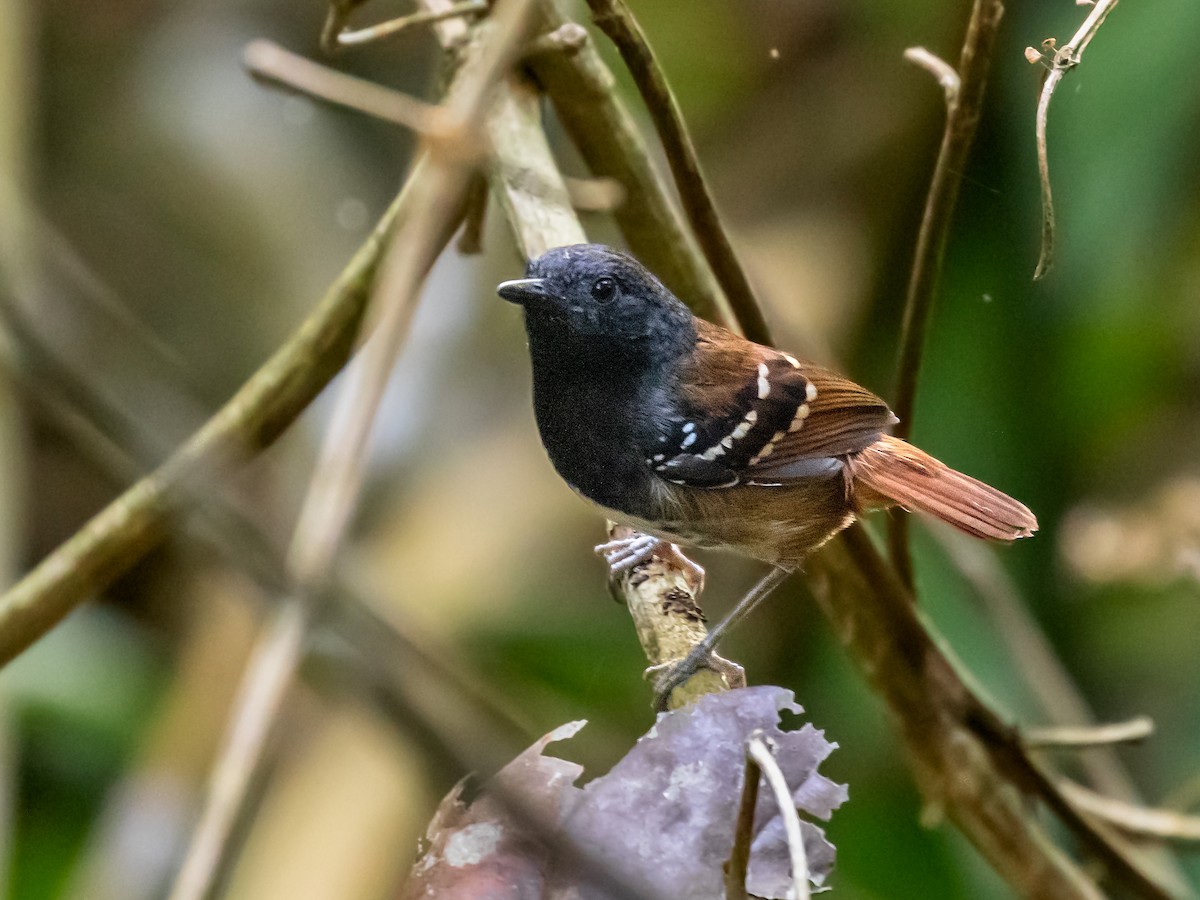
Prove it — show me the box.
[595,532,705,591]
[645,643,746,711]
[594,533,663,575]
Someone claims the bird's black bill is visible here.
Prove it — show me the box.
[497,277,548,304]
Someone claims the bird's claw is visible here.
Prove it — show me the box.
[595,533,663,576]
[645,646,746,710]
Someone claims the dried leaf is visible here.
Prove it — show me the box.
[402,687,846,899]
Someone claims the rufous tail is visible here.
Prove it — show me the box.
[849,435,1037,541]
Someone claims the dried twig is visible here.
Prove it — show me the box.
[244,39,439,132]
[746,735,809,900]
[334,0,487,50]
[887,0,1005,588]
[583,0,771,345]
[1062,781,1200,844]
[1030,0,1121,280]
[1025,717,1155,750]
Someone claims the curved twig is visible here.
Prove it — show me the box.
[1031,0,1121,280]
[747,735,810,900]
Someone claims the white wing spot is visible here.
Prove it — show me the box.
[745,410,758,425]
[783,354,801,368]
[788,403,810,432]
[771,430,787,444]
[653,453,665,462]
[681,431,697,449]
[682,422,696,434]
[730,420,753,440]
[805,381,818,402]
[700,444,726,460]
[757,363,771,399]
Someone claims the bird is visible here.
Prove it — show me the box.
[498,243,1037,578]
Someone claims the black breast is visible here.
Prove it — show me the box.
[529,359,659,516]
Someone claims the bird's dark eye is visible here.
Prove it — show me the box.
[591,277,617,304]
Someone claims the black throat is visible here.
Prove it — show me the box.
[525,332,665,515]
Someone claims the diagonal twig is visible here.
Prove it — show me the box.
[583,0,771,345]
[244,39,440,132]
[334,0,488,50]
[887,0,1005,589]
[1030,0,1121,280]
[1061,781,1200,844]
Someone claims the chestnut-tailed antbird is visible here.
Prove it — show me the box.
[498,245,1036,690]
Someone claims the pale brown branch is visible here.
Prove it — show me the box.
[887,0,1004,588]
[335,0,487,49]
[1062,781,1200,844]
[1031,0,1121,280]
[1026,717,1155,750]
[244,39,439,132]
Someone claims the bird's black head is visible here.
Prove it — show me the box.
[498,244,695,369]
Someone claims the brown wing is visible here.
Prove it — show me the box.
[648,320,896,488]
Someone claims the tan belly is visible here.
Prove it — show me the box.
[599,473,856,565]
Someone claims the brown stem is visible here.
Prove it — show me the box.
[583,0,772,345]
[886,0,1005,588]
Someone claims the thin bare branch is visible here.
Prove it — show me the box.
[583,0,771,344]
[244,39,439,133]
[335,1,487,49]
[1031,0,1121,280]
[1026,717,1155,750]
[746,736,809,900]
[887,0,1005,589]
[1062,781,1200,844]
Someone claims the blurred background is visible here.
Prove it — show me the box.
[1,0,1198,897]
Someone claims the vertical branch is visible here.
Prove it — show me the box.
[582,0,772,345]
[886,0,1005,588]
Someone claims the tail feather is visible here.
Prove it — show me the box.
[849,435,1038,541]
